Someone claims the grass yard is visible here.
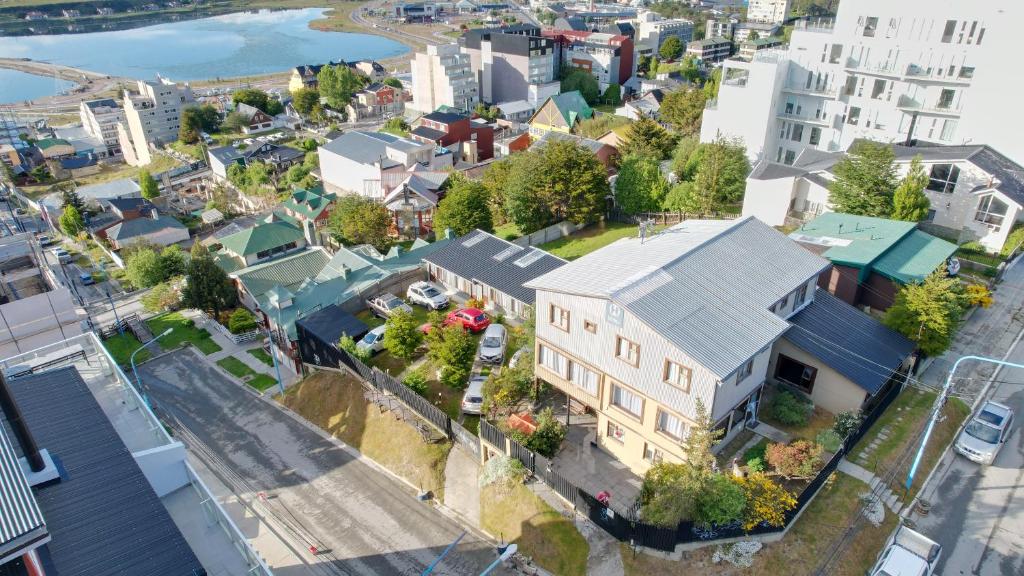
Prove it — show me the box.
[247,347,274,367]
[480,482,588,576]
[169,141,205,161]
[493,222,522,241]
[248,374,279,392]
[763,404,837,443]
[621,472,897,576]
[101,333,149,366]
[278,371,451,496]
[540,222,648,261]
[146,312,222,355]
[217,356,254,378]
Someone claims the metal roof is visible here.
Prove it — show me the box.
[424,229,566,305]
[0,418,47,560]
[234,247,332,300]
[4,367,204,575]
[106,215,186,241]
[785,290,915,394]
[295,304,370,345]
[321,131,423,166]
[527,217,830,377]
[219,220,303,258]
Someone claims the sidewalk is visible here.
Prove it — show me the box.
[184,308,301,388]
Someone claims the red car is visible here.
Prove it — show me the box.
[445,308,491,333]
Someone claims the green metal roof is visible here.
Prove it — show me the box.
[36,138,71,150]
[873,230,958,284]
[218,221,304,258]
[549,91,593,127]
[279,185,336,221]
[234,248,331,300]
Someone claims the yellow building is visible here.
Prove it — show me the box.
[527,90,594,137]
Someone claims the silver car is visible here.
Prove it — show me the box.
[461,376,487,414]
[406,281,449,310]
[955,400,1014,464]
[355,325,387,355]
[366,293,414,318]
[477,324,507,364]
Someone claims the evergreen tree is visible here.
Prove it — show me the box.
[59,204,84,236]
[560,70,599,104]
[658,88,706,137]
[829,141,898,217]
[58,183,84,214]
[689,137,750,214]
[601,84,621,106]
[139,170,159,200]
[182,243,237,317]
[179,107,202,144]
[615,154,670,214]
[891,156,932,222]
[291,88,321,116]
[317,65,368,110]
[618,113,675,159]
[383,310,423,360]
[434,175,493,236]
[327,195,392,251]
[125,248,164,288]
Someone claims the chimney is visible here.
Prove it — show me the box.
[0,373,44,472]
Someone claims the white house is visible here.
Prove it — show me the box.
[317,131,453,198]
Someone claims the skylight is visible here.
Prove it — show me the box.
[463,233,486,247]
[514,249,546,267]
[493,245,524,261]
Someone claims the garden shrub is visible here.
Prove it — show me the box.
[765,440,823,479]
[745,457,764,473]
[339,335,371,363]
[227,308,258,334]
[816,429,843,453]
[479,454,527,488]
[736,473,796,530]
[694,474,746,528]
[465,297,486,310]
[770,390,811,427]
[403,367,428,395]
[184,318,196,329]
[742,440,767,466]
[832,410,863,438]
[510,408,566,457]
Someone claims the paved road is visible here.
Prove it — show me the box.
[140,350,503,576]
[911,262,1024,576]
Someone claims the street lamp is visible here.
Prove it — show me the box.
[264,301,286,396]
[106,289,123,336]
[130,327,172,407]
[905,354,1024,490]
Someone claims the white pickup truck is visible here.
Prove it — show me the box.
[870,525,942,576]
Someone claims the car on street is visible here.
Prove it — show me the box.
[869,525,941,576]
[51,247,72,264]
[477,324,507,363]
[78,272,95,286]
[406,281,449,310]
[461,375,487,415]
[356,325,387,355]
[445,307,491,333]
[36,235,53,247]
[366,293,414,318]
[954,400,1014,464]
[14,208,26,216]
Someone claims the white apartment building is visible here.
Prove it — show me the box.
[747,0,790,25]
[635,10,694,56]
[705,18,737,40]
[79,98,124,158]
[117,78,193,166]
[411,44,480,113]
[317,131,453,197]
[701,0,1024,167]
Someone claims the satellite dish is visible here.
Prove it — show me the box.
[946,257,960,276]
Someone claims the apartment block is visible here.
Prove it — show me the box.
[635,10,694,56]
[705,18,738,40]
[685,37,733,64]
[411,43,480,113]
[117,78,193,166]
[461,24,559,105]
[747,0,790,25]
[701,0,1024,166]
[544,29,635,90]
[79,98,123,158]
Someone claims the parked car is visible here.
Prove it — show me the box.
[508,346,530,369]
[477,324,508,363]
[78,272,95,286]
[406,281,449,310]
[366,293,414,318]
[200,132,214,144]
[51,247,71,264]
[36,235,53,247]
[445,307,491,333]
[14,208,26,216]
[461,375,487,415]
[355,325,387,355]
[954,400,1014,464]
[869,525,941,576]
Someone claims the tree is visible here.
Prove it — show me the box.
[435,175,493,236]
[521,407,566,457]
[327,195,391,251]
[58,184,84,214]
[482,363,532,418]
[232,88,283,115]
[662,181,701,213]
[426,323,476,389]
[318,64,368,109]
[659,88,706,137]
[227,308,258,334]
[884,268,965,356]
[222,111,248,133]
[560,69,599,105]
[748,30,760,41]
[659,35,684,60]
[382,117,410,136]
[195,104,220,132]
[383,77,403,89]
[292,88,320,116]
[59,204,85,236]
[670,136,701,180]
[891,156,931,222]
[737,473,796,530]
[602,84,621,106]
[615,154,670,214]
[125,248,164,288]
[829,140,898,217]
[179,107,202,144]
[139,170,159,200]
[765,440,823,479]
[702,68,721,100]
[573,114,630,139]
[159,244,186,278]
[682,399,720,478]
[339,335,371,363]
[694,474,746,528]
[383,309,423,360]
[618,114,675,160]
[640,462,696,527]
[473,103,500,121]
[140,281,181,313]
[686,138,750,214]
[403,367,429,395]
[182,242,237,317]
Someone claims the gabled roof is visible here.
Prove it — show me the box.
[422,110,468,124]
[234,247,332,299]
[208,145,243,165]
[532,91,594,128]
[35,137,71,150]
[219,220,303,257]
[280,185,337,220]
[411,125,448,141]
[75,178,141,200]
[104,197,154,213]
[526,217,830,377]
[0,416,46,560]
[424,229,566,304]
[786,290,915,394]
[884,142,1024,206]
[106,215,186,241]
[536,130,609,155]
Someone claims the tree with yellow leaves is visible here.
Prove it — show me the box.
[737,472,797,531]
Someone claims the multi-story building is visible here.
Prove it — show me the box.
[635,10,694,56]
[79,98,123,158]
[460,24,559,105]
[346,82,409,122]
[411,44,480,113]
[701,0,1024,166]
[685,37,733,63]
[733,21,782,43]
[705,18,738,40]
[739,36,785,60]
[410,110,494,162]
[747,0,790,25]
[544,29,635,90]
[318,131,453,197]
[117,78,193,166]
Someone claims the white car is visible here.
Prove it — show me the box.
[477,324,508,364]
[955,400,1014,464]
[355,325,387,355]
[461,376,487,415]
[366,293,414,318]
[406,281,449,310]
[870,525,941,576]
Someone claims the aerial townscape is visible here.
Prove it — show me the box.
[0,0,1022,574]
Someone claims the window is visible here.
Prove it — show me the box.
[927,164,960,193]
[615,336,640,367]
[584,320,597,334]
[843,75,857,96]
[784,150,796,165]
[775,354,818,393]
[611,383,643,418]
[795,283,808,307]
[607,421,626,443]
[656,410,686,440]
[791,124,804,142]
[643,443,663,463]
[940,119,958,142]
[809,127,822,146]
[828,44,842,64]
[538,344,567,376]
[663,360,692,392]
[569,362,599,395]
[938,89,955,110]
[941,20,956,43]
[863,16,878,37]
[736,359,754,383]
[959,66,975,79]
[776,293,789,311]
[549,304,570,331]
[871,79,886,99]
[847,106,861,126]
[975,195,1009,230]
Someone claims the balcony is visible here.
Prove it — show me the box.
[776,111,832,126]
[904,64,974,86]
[844,57,902,78]
[793,17,835,34]
[782,84,838,98]
[896,94,962,117]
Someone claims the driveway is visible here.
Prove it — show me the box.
[139,349,503,576]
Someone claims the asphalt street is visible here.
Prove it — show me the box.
[139,350,505,576]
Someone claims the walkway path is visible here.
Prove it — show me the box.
[443,446,482,526]
[837,459,902,514]
[184,308,301,389]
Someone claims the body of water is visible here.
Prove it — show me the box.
[0,8,407,95]
[0,68,77,104]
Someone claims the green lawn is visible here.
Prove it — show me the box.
[146,312,222,355]
[249,374,280,392]
[102,333,149,366]
[217,356,279,392]
[540,221,645,260]
[493,222,522,241]
[247,347,275,367]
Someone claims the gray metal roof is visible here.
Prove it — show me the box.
[424,229,566,304]
[536,130,608,155]
[526,218,830,377]
[0,418,46,559]
[107,215,186,241]
[5,367,204,575]
[321,131,403,165]
[785,290,915,394]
